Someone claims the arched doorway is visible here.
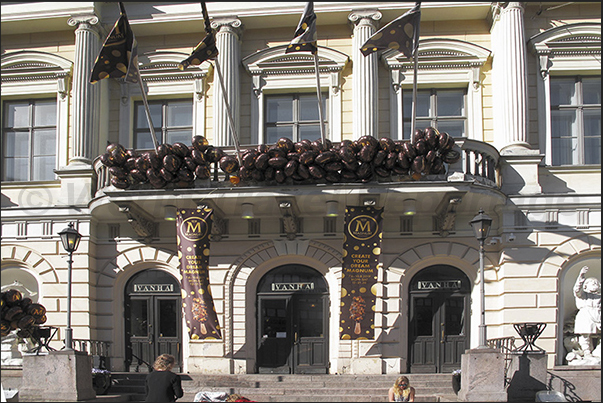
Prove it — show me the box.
[256,264,329,374]
[124,269,182,372]
[408,265,471,373]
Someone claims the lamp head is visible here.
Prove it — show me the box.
[470,208,492,241]
[59,222,82,253]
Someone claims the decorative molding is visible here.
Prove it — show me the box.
[276,197,301,240]
[528,23,601,78]
[116,202,157,242]
[434,192,466,237]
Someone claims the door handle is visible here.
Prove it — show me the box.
[441,323,445,343]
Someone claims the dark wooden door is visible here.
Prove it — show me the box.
[257,294,328,374]
[293,294,328,374]
[125,270,181,372]
[409,293,468,373]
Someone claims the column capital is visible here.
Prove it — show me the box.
[211,16,243,37]
[348,9,382,29]
[67,15,99,29]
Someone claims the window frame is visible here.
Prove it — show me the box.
[2,99,58,182]
[549,76,601,166]
[1,51,72,182]
[402,88,468,139]
[382,39,491,142]
[242,45,349,145]
[133,99,194,150]
[528,22,601,167]
[264,93,329,144]
[120,52,211,149]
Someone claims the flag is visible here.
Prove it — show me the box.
[360,2,421,59]
[178,31,219,71]
[286,2,317,55]
[90,2,139,84]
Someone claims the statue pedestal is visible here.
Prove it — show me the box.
[19,350,95,401]
[507,351,547,402]
[458,348,507,402]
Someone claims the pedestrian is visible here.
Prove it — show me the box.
[388,375,415,402]
[145,354,184,402]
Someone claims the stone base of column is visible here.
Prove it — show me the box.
[19,350,95,402]
[458,348,507,402]
[507,351,548,402]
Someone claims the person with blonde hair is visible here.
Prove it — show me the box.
[145,354,184,402]
[388,375,415,402]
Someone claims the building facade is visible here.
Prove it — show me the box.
[1,2,601,376]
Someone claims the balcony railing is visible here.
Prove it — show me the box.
[93,138,499,196]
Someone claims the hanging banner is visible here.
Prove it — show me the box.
[176,207,222,339]
[340,205,383,340]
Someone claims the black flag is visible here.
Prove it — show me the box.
[360,2,421,59]
[286,2,318,55]
[90,2,139,84]
[178,32,219,71]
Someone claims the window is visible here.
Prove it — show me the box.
[528,22,601,167]
[382,39,490,141]
[550,76,601,166]
[403,89,466,139]
[134,100,193,149]
[2,99,57,182]
[242,45,349,144]
[265,94,328,144]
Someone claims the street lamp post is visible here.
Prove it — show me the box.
[470,209,492,348]
[58,222,82,351]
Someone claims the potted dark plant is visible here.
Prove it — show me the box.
[452,369,461,394]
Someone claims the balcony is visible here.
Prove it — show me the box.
[93,138,499,197]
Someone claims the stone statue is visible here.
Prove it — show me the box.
[573,265,601,363]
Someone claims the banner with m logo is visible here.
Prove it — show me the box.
[340,206,383,340]
[176,208,222,339]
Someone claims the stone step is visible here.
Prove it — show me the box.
[107,373,457,402]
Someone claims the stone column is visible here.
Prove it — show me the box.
[492,2,543,195]
[492,2,529,151]
[211,17,243,146]
[67,15,100,166]
[349,10,382,138]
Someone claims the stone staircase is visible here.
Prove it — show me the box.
[100,373,458,402]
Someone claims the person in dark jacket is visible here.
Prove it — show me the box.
[145,354,184,402]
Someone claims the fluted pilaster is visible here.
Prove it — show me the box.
[212,17,243,146]
[67,15,100,165]
[349,10,382,138]
[492,2,529,152]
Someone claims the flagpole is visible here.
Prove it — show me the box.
[313,53,326,143]
[411,48,418,141]
[214,58,243,165]
[136,70,160,150]
[411,1,421,141]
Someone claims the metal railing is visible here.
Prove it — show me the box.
[487,336,516,386]
[72,339,111,369]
